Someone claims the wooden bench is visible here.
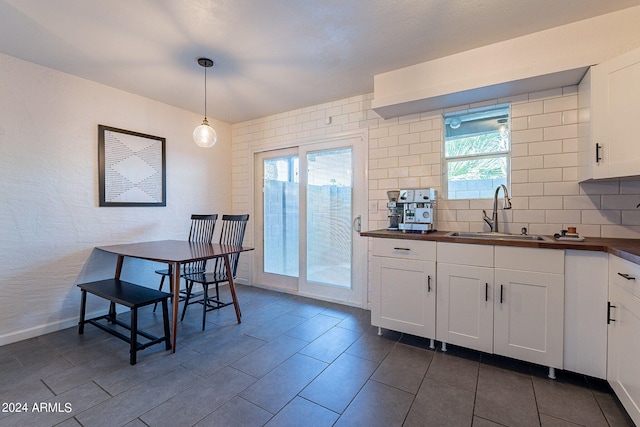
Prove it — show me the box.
[78,279,171,365]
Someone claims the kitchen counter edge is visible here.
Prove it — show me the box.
[360,229,640,265]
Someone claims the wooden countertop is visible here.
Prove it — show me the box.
[360,229,640,265]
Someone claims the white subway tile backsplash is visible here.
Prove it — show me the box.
[529,140,562,156]
[562,110,578,125]
[601,225,640,239]
[511,101,543,118]
[543,124,578,141]
[398,177,421,188]
[511,170,529,184]
[544,94,577,113]
[399,133,420,145]
[512,128,543,144]
[511,116,528,131]
[232,85,640,240]
[621,210,640,225]
[513,209,546,223]
[378,156,399,169]
[529,196,563,210]
[409,142,432,155]
[562,138,578,153]
[529,168,562,183]
[564,195,601,210]
[388,167,410,178]
[512,156,543,170]
[409,120,433,133]
[379,136,399,147]
[602,195,640,210]
[388,145,410,157]
[528,112,562,129]
[544,181,580,196]
[512,182,544,196]
[546,209,581,224]
[543,152,577,169]
[398,155,421,167]
[582,210,621,225]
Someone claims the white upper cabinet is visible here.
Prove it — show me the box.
[579,47,640,181]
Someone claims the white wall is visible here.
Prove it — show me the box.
[0,53,232,345]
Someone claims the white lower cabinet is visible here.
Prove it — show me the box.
[437,243,564,372]
[436,243,494,353]
[370,239,436,339]
[607,254,640,426]
[494,267,564,368]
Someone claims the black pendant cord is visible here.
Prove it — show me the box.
[203,65,207,120]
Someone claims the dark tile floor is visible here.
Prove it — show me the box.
[0,284,634,427]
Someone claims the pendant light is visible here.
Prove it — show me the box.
[193,58,217,148]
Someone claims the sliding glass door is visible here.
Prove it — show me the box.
[254,135,366,306]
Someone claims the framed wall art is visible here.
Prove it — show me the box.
[98,125,166,207]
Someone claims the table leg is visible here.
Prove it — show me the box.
[115,255,124,279]
[170,261,180,353]
[223,255,242,323]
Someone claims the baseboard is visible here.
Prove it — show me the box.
[0,309,113,347]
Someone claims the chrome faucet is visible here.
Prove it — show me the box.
[482,185,512,233]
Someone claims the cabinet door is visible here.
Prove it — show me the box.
[608,276,640,426]
[591,47,640,179]
[494,269,564,368]
[371,257,436,338]
[436,263,494,353]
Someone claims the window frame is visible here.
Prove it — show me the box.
[442,104,511,200]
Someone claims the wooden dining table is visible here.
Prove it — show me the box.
[96,240,254,352]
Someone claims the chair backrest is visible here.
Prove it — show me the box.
[186,214,218,272]
[214,214,249,278]
[188,214,218,243]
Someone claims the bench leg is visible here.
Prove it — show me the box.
[78,290,87,334]
[108,302,116,323]
[130,308,138,365]
[162,299,171,350]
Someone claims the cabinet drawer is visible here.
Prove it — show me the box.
[437,242,493,267]
[495,246,564,274]
[371,238,436,261]
[609,254,640,300]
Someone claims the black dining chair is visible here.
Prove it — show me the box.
[153,214,217,311]
[181,214,249,330]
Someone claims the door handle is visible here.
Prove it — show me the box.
[617,272,636,280]
[607,301,616,324]
[353,215,361,233]
[427,275,431,293]
[485,283,489,302]
[500,285,504,304]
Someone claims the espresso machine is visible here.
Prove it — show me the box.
[386,188,436,232]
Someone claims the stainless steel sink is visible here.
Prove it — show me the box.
[444,231,553,242]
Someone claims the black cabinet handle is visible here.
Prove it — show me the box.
[617,272,636,280]
[485,283,488,302]
[500,285,504,304]
[394,247,411,251]
[596,143,602,163]
[608,301,616,324]
[427,275,431,292]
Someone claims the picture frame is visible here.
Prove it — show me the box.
[98,125,166,207]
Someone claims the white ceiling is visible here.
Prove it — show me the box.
[1,0,639,124]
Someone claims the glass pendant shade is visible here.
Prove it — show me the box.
[193,57,216,148]
[193,118,217,148]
